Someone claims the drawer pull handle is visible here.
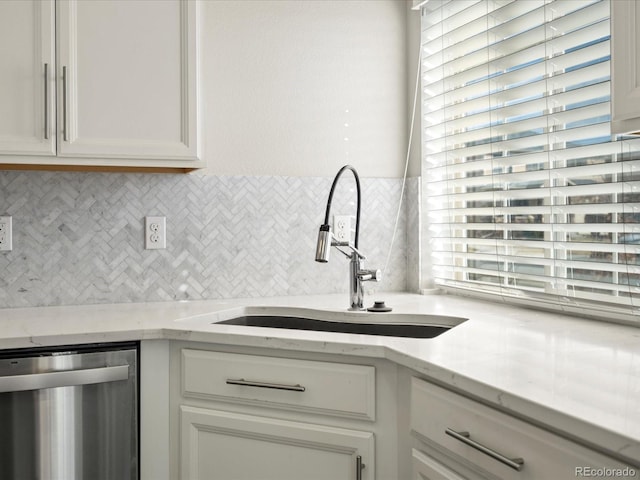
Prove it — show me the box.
[356,455,365,480]
[445,428,524,471]
[43,63,49,140]
[62,66,68,142]
[226,378,306,392]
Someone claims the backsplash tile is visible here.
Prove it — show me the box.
[0,171,409,308]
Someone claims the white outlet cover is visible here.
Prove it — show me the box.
[145,216,166,250]
[333,215,352,242]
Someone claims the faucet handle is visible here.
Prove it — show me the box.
[358,268,382,282]
[332,239,367,260]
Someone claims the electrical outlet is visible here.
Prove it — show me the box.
[333,215,352,243]
[145,216,166,250]
[0,216,12,251]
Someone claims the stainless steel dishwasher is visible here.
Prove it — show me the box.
[0,342,138,480]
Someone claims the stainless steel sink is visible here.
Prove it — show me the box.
[218,315,464,338]
[176,306,468,339]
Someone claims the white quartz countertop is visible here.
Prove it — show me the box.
[1,292,639,466]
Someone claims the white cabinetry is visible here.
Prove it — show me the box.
[181,406,373,480]
[140,340,171,480]
[410,377,634,480]
[611,0,640,135]
[0,1,55,156]
[174,348,376,480]
[412,448,465,480]
[0,0,202,169]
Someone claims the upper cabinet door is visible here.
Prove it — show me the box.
[56,0,200,162]
[0,0,56,156]
[611,0,640,136]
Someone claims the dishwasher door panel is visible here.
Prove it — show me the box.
[0,345,138,480]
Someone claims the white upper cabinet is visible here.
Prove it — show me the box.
[56,0,200,163]
[0,0,203,169]
[0,0,56,156]
[611,0,640,136]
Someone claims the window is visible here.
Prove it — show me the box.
[421,0,640,322]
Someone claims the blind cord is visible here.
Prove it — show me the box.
[382,42,422,281]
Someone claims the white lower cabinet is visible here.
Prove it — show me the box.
[412,448,466,480]
[159,342,636,480]
[181,406,373,480]
[181,349,376,421]
[173,346,378,480]
[410,377,635,480]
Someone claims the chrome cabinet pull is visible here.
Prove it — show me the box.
[62,65,68,141]
[43,63,49,139]
[356,455,365,480]
[445,428,524,471]
[225,378,305,392]
[0,365,129,393]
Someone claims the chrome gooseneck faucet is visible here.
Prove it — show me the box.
[315,165,381,311]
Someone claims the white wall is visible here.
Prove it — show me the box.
[405,3,422,178]
[201,0,410,178]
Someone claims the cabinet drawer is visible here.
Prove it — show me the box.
[412,448,466,480]
[410,377,632,479]
[182,350,376,420]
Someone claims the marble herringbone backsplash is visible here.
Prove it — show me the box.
[0,171,416,308]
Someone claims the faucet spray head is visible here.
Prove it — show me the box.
[315,224,331,263]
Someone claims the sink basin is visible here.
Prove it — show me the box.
[218,315,463,339]
[176,306,467,339]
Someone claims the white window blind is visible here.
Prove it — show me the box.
[421,0,640,320]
